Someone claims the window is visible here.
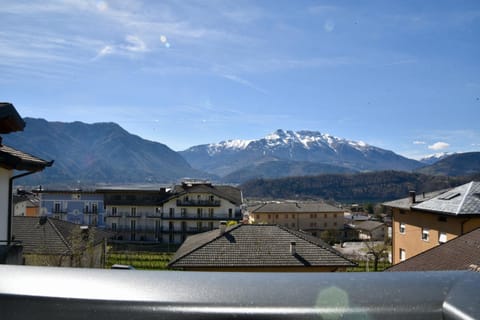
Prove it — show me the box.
[181,208,187,216]
[229,209,233,219]
[130,220,136,241]
[422,228,429,241]
[399,222,405,234]
[131,207,137,216]
[169,208,174,217]
[111,222,117,231]
[400,248,406,261]
[111,207,117,216]
[155,220,161,238]
[209,208,214,217]
[439,232,447,244]
[54,202,61,213]
[92,203,98,213]
[197,208,203,218]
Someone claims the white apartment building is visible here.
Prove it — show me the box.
[101,181,244,244]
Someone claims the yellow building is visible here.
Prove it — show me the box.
[384,181,480,265]
[248,201,344,238]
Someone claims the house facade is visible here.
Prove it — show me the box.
[100,188,169,241]
[248,201,344,238]
[0,102,53,258]
[36,190,106,228]
[384,182,480,265]
[161,181,243,244]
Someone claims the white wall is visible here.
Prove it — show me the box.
[0,168,12,242]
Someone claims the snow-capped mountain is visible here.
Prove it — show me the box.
[419,152,454,165]
[180,129,423,180]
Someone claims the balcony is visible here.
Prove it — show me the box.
[176,199,221,207]
[161,214,235,221]
[83,209,99,215]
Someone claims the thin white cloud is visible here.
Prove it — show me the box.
[413,140,426,145]
[220,74,268,94]
[97,45,114,57]
[124,35,147,52]
[428,142,450,151]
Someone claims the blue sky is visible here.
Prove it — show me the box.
[1,0,479,159]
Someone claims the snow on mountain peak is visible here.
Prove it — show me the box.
[207,139,253,155]
[204,129,372,155]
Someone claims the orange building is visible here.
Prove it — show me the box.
[384,181,480,265]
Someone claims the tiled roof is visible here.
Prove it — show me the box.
[354,220,385,232]
[249,202,343,213]
[386,228,480,271]
[383,181,480,216]
[414,182,480,215]
[0,144,53,171]
[12,217,112,255]
[382,190,445,210]
[173,183,243,205]
[169,224,356,269]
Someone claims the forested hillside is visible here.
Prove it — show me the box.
[241,171,480,203]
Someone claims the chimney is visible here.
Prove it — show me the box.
[290,241,296,255]
[219,221,227,235]
[409,190,416,203]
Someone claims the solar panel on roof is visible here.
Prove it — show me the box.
[438,192,461,200]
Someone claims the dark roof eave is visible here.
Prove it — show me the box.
[0,102,26,133]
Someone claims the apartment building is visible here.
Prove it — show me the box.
[36,189,106,227]
[383,181,480,265]
[101,181,244,244]
[161,181,243,244]
[248,201,344,237]
[99,187,169,241]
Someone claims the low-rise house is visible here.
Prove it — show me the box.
[383,181,480,265]
[386,228,480,272]
[12,216,111,267]
[248,201,344,238]
[168,224,356,272]
[354,220,386,241]
[13,192,40,217]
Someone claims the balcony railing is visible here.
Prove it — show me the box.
[176,199,221,207]
[0,266,478,320]
[161,214,235,221]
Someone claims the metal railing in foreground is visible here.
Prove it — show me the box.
[0,265,478,320]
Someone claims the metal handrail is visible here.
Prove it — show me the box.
[0,266,478,319]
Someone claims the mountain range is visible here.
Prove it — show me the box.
[2,119,479,186]
[180,129,423,183]
[2,118,208,186]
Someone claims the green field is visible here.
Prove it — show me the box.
[347,260,391,272]
[106,251,174,270]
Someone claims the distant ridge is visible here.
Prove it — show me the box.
[416,152,480,177]
[2,118,210,185]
